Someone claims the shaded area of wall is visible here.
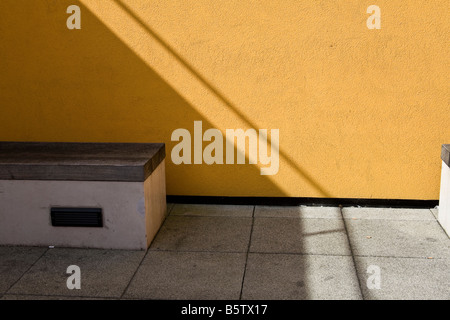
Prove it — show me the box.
[0,0,449,199]
[0,0,285,197]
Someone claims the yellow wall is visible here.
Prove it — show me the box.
[0,0,449,199]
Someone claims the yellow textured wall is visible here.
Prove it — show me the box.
[0,0,449,199]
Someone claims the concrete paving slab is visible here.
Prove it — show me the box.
[241,253,362,300]
[0,246,47,266]
[170,204,253,217]
[431,208,439,219]
[346,219,450,258]
[355,256,450,300]
[123,251,246,300]
[255,206,341,219]
[0,246,47,294]
[250,218,351,255]
[167,203,175,215]
[7,248,145,298]
[0,265,32,295]
[342,207,435,220]
[2,205,449,300]
[150,216,252,252]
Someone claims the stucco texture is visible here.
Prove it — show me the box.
[0,0,449,199]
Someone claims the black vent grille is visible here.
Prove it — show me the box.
[51,208,103,227]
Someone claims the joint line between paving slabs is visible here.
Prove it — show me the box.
[339,205,365,300]
[239,205,256,300]
[4,247,49,295]
[119,203,176,298]
[119,248,152,299]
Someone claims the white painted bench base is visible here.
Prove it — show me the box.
[0,160,167,250]
[438,160,450,237]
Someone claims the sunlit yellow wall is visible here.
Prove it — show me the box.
[1,0,449,199]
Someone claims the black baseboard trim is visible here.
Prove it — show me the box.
[166,195,439,209]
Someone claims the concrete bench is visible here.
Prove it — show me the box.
[439,144,450,237]
[0,142,167,250]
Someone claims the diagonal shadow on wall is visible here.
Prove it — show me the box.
[0,0,286,197]
[0,0,354,300]
[112,0,333,198]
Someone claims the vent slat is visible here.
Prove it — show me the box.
[51,208,103,228]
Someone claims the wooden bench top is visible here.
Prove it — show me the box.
[0,142,165,182]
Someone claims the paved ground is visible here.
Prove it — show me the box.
[0,204,449,300]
